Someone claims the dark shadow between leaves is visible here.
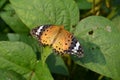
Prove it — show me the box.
[72,39,106,65]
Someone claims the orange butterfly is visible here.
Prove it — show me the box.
[31,25,83,57]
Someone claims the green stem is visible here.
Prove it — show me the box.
[41,46,52,65]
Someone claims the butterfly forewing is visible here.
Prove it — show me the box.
[40,26,60,45]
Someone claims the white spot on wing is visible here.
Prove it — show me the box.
[71,53,74,54]
[36,26,44,35]
[72,50,77,53]
[75,42,80,50]
[72,42,80,53]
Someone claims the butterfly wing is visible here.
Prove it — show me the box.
[40,26,60,45]
[52,28,83,57]
[31,25,83,57]
[52,28,73,53]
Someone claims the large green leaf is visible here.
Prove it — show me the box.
[0,41,53,80]
[7,33,39,52]
[0,4,29,33]
[0,69,26,80]
[10,0,79,30]
[0,41,36,74]
[73,16,120,80]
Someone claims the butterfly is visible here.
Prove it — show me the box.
[30,25,84,57]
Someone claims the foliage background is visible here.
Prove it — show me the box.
[0,0,120,80]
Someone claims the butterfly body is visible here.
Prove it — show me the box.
[31,25,83,57]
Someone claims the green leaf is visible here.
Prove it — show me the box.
[23,61,54,80]
[41,46,52,64]
[0,41,54,80]
[33,61,54,80]
[73,16,120,80]
[0,4,29,33]
[10,0,79,30]
[7,33,41,59]
[112,15,120,31]
[0,0,6,8]
[46,53,69,75]
[7,34,68,76]
[7,33,20,41]
[0,34,8,41]
[75,0,92,9]
[0,69,26,80]
[0,41,36,74]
